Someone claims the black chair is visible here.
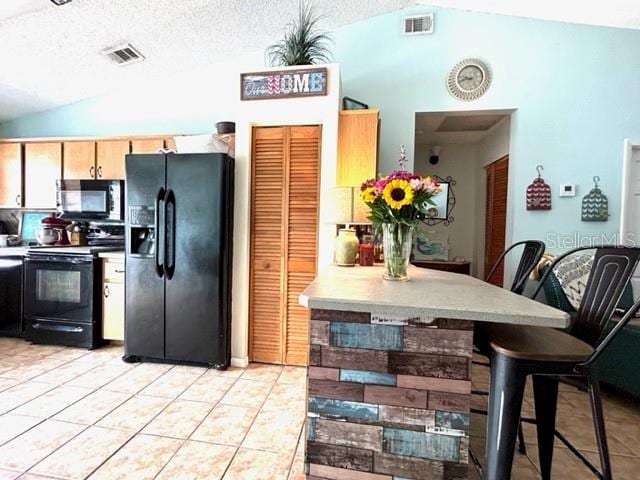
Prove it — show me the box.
[473,240,546,459]
[485,240,546,294]
[475,240,546,358]
[482,246,640,480]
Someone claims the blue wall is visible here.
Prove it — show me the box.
[2,5,640,249]
[332,5,640,250]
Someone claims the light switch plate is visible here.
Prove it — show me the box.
[559,184,576,197]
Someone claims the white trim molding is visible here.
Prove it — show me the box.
[620,139,640,245]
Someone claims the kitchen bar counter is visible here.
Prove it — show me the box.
[299,266,569,480]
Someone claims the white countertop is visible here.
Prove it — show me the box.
[299,265,570,328]
[0,247,29,257]
[98,251,125,259]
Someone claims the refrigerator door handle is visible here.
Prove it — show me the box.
[164,189,176,280]
[155,187,166,277]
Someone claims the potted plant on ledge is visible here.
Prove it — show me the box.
[360,148,441,281]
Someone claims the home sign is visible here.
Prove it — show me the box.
[240,68,327,100]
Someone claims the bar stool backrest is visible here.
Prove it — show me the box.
[532,246,640,348]
[573,247,640,347]
[486,240,546,295]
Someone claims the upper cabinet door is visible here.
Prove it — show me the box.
[131,138,164,154]
[97,140,130,179]
[336,109,379,186]
[0,143,23,208]
[25,142,62,208]
[63,141,96,179]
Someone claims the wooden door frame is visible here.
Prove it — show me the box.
[248,123,323,365]
[620,139,640,243]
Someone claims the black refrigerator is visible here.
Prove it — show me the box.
[123,153,233,368]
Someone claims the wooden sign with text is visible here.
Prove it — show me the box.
[240,67,328,101]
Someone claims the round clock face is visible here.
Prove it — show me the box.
[448,59,491,101]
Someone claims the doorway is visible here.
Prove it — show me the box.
[620,140,640,291]
[413,110,512,280]
[248,125,321,366]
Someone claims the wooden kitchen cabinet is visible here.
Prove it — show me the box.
[336,109,379,186]
[131,138,164,154]
[102,257,125,341]
[24,142,62,208]
[97,140,130,179]
[63,141,96,179]
[0,143,23,208]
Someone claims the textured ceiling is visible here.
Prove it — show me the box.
[2,0,640,123]
[0,0,412,122]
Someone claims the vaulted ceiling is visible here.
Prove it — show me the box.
[0,0,413,122]
[1,0,640,124]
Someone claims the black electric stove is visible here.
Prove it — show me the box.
[23,246,122,349]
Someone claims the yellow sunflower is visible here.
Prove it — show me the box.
[382,179,413,209]
[360,186,377,203]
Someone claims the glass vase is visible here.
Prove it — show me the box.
[382,223,414,281]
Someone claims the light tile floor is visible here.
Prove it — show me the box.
[0,338,638,479]
[469,358,640,480]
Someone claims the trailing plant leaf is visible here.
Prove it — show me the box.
[266,1,333,66]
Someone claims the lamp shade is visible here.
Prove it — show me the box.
[325,186,371,224]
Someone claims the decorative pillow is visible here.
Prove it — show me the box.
[553,254,592,310]
[173,133,230,154]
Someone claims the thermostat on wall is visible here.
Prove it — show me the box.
[559,184,576,197]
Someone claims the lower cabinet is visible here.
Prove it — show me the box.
[102,257,125,341]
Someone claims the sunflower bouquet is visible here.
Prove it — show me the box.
[360,170,441,280]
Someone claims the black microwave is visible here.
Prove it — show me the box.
[56,179,125,220]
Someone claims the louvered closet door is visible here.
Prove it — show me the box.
[484,156,509,286]
[284,126,321,365]
[249,125,321,365]
[250,127,287,363]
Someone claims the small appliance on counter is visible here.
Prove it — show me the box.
[36,216,71,246]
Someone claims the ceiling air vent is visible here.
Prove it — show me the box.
[102,43,145,66]
[403,14,434,35]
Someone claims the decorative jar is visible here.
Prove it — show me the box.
[334,228,359,266]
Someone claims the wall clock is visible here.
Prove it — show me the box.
[447,58,492,101]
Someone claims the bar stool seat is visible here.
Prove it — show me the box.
[486,324,593,362]
[482,246,640,480]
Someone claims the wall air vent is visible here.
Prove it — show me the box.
[102,43,145,66]
[403,14,434,35]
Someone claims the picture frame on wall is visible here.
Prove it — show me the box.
[413,226,449,261]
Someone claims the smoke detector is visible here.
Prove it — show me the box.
[102,43,145,66]
[403,14,434,35]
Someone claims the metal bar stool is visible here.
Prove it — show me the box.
[485,240,547,294]
[482,246,640,480]
[473,240,546,457]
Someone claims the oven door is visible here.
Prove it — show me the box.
[24,255,95,323]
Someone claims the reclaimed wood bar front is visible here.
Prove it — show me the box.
[299,266,569,480]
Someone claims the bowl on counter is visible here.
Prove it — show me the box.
[0,235,20,247]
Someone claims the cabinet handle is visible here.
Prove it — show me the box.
[90,166,95,178]
[104,285,110,298]
[114,269,125,274]
[15,194,20,206]
[97,166,103,178]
